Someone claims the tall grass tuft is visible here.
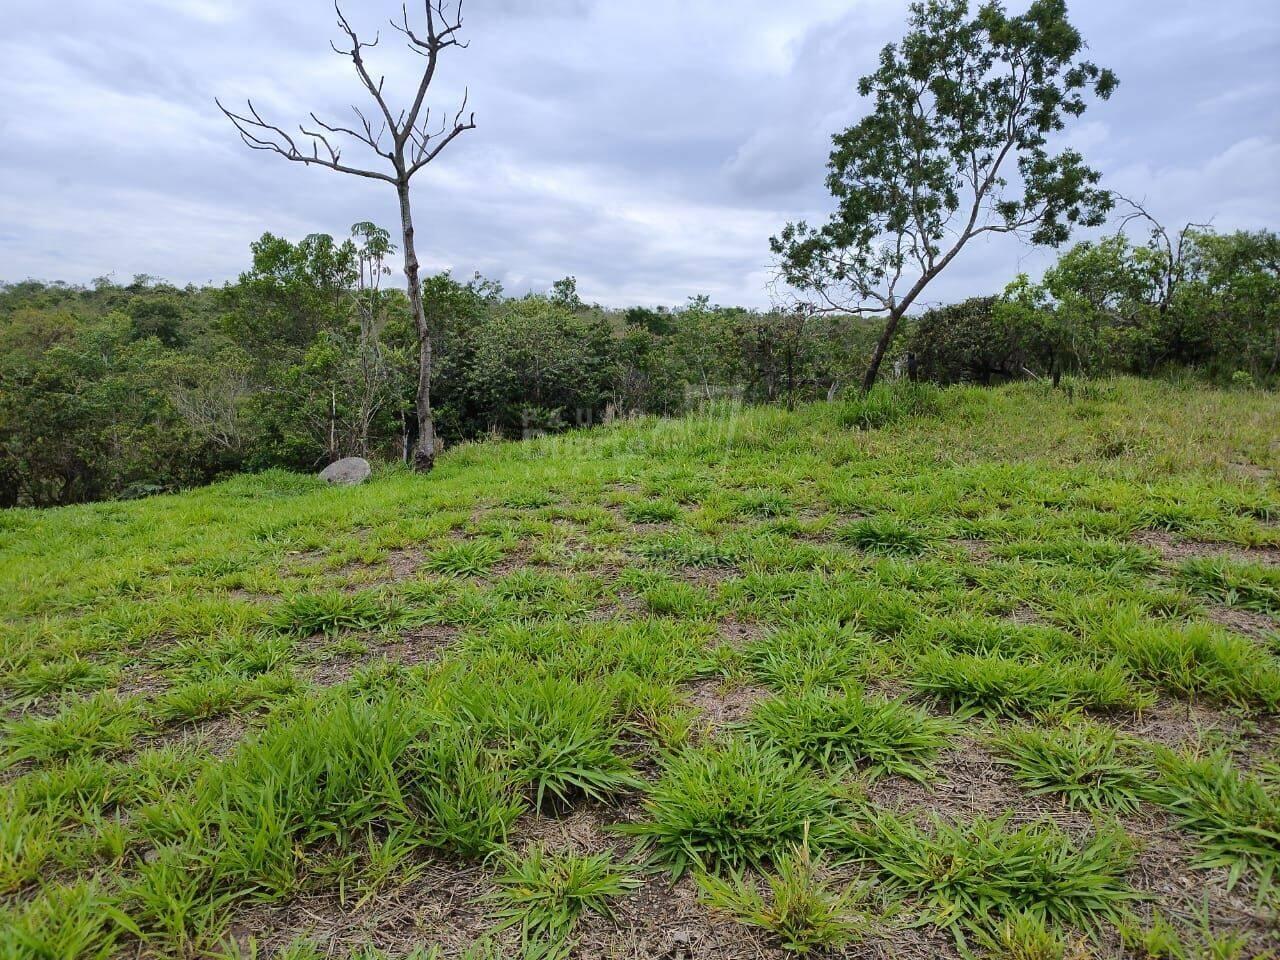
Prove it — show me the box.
[994,720,1158,814]
[837,382,941,431]
[846,811,1140,945]
[745,686,954,782]
[696,835,874,952]
[1155,747,1280,898]
[622,738,841,878]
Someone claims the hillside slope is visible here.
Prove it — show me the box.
[3,379,1279,958]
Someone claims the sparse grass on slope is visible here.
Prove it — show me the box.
[2,378,1279,957]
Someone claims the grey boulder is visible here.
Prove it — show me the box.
[319,457,372,485]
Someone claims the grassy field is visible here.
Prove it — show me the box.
[2,377,1279,959]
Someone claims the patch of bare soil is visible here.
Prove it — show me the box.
[145,713,249,759]
[952,537,994,562]
[385,548,426,581]
[862,737,1097,837]
[305,625,459,686]
[1203,603,1280,641]
[1120,698,1242,751]
[113,669,172,702]
[577,868,960,960]
[574,874,776,960]
[383,625,460,667]
[1006,603,1047,625]
[1228,460,1275,483]
[1115,809,1280,956]
[717,617,763,648]
[681,678,769,734]
[225,856,499,958]
[678,565,741,588]
[1134,530,1280,567]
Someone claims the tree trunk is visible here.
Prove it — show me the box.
[397,179,435,472]
[861,307,906,394]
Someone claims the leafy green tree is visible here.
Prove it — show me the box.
[772,0,1117,392]
[1171,230,1280,381]
[671,297,742,401]
[550,276,585,311]
[463,297,617,436]
[222,233,358,360]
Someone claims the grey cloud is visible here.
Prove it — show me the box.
[1,0,1277,308]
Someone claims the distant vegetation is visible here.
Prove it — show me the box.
[2,221,1274,507]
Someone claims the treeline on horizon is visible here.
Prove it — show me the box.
[1,221,1276,508]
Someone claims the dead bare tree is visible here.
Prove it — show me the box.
[1113,194,1211,316]
[217,1,475,471]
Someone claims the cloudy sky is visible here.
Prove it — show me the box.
[2,1,1277,308]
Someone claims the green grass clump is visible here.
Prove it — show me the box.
[153,669,297,723]
[639,578,719,619]
[425,538,506,576]
[490,845,639,945]
[133,691,522,939]
[836,382,940,430]
[2,378,1279,954]
[634,531,739,568]
[4,693,148,767]
[838,517,930,556]
[740,621,888,690]
[696,838,872,952]
[0,881,125,960]
[4,657,116,703]
[270,590,400,636]
[1101,619,1280,710]
[623,738,841,877]
[621,499,682,524]
[1177,555,1280,615]
[994,720,1157,813]
[1155,747,1280,898]
[997,537,1159,576]
[745,686,953,782]
[848,812,1139,945]
[0,799,57,894]
[971,911,1082,960]
[1114,908,1250,960]
[907,651,1148,718]
[734,489,793,518]
[460,674,640,809]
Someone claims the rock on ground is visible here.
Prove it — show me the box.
[319,457,371,485]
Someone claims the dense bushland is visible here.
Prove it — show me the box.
[2,224,1275,506]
